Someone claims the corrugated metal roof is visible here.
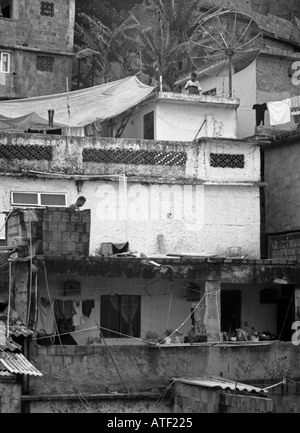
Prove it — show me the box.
[0,371,13,377]
[174,376,268,394]
[9,323,34,338]
[0,352,43,377]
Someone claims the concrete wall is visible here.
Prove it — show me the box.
[264,141,300,233]
[155,98,238,141]
[118,95,239,141]
[0,177,261,258]
[28,342,300,395]
[0,377,22,413]
[173,382,273,413]
[26,395,172,413]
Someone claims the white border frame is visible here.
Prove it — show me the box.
[11,191,67,207]
[0,52,10,74]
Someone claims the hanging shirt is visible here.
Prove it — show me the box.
[72,301,85,327]
[267,99,291,126]
[36,297,55,335]
[252,103,267,126]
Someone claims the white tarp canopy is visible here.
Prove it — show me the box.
[0,76,155,128]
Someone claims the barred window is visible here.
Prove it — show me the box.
[40,1,54,17]
[210,153,245,169]
[82,149,187,167]
[36,56,54,72]
[0,145,53,161]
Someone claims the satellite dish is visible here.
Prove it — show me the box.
[189,10,263,97]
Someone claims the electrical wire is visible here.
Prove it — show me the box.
[42,261,92,412]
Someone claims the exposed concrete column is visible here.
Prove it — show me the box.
[204,281,222,343]
[11,262,29,325]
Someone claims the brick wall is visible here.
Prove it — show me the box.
[173,382,273,413]
[0,0,74,52]
[7,208,90,258]
[268,232,300,262]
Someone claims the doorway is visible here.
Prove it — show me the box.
[221,290,241,333]
[277,286,295,341]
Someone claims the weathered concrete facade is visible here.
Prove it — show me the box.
[0,0,75,98]
[0,133,262,258]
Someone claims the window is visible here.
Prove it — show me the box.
[11,192,67,207]
[203,88,217,97]
[143,111,154,140]
[210,153,245,169]
[0,0,13,18]
[36,56,54,72]
[101,295,141,338]
[40,1,54,17]
[0,53,10,73]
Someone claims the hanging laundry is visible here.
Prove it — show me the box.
[82,300,95,318]
[72,301,85,327]
[36,297,55,335]
[54,299,76,334]
[291,96,300,123]
[252,103,267,126]
[267,99,291,126]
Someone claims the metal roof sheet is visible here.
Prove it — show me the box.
[174,376,268,394]
[0,352,43,377]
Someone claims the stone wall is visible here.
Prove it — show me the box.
[0,377,22,413]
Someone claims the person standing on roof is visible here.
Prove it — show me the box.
[184,72,202,95]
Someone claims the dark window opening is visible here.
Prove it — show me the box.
[143,111,154,140]
[221,290,241,333]
[277,285,295,342]
[0,0,13,18]
[101,295,141,338]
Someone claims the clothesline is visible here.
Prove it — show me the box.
[253,95,300,127]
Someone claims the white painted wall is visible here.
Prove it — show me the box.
[117,96,238,141]
[199,140,261,182]
[0,176,260,258]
